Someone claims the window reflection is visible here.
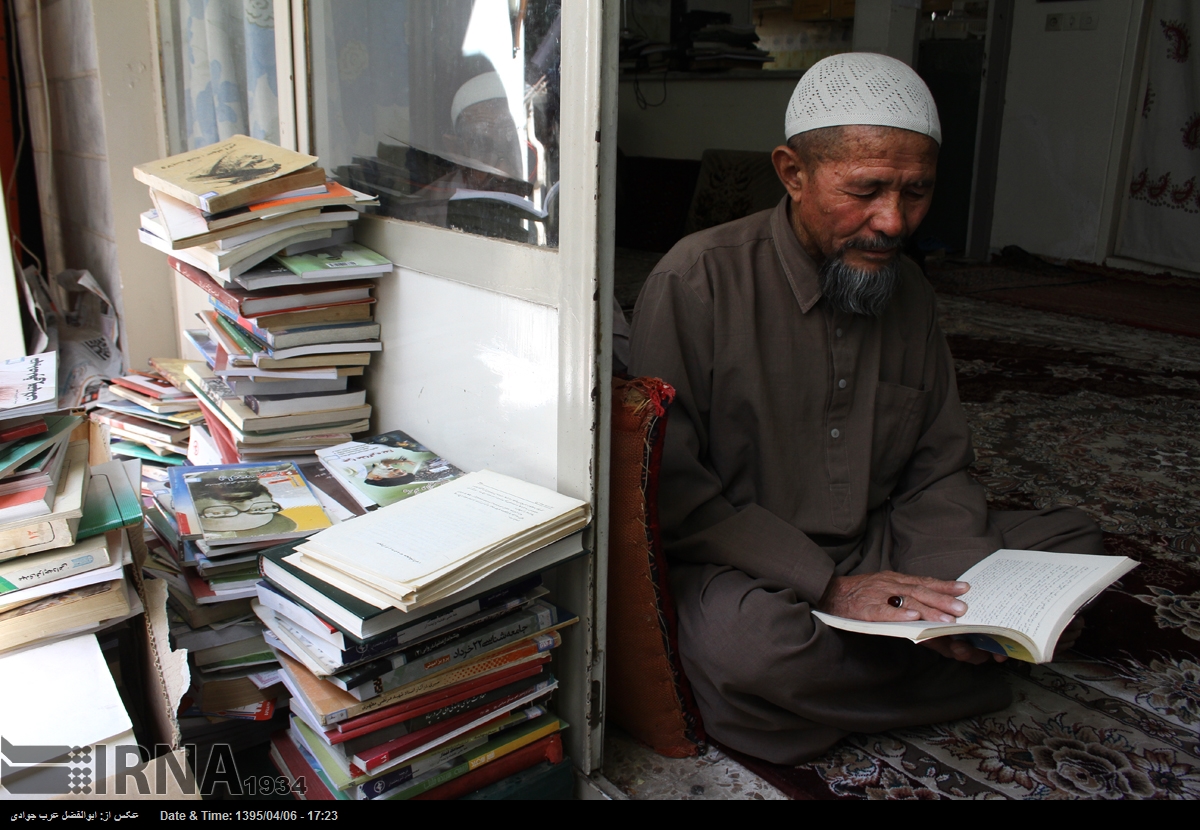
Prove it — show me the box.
[309,0,562,247]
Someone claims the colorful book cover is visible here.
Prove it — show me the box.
[274,242,393,277]
[315,431,464,510]
[79,459,147,539]
[180,462,332,545]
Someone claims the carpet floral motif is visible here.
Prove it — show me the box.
[776,297,1200,799]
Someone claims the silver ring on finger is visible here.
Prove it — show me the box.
[888,595,905,608]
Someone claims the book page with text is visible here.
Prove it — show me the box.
[956,550,1135,647]
[299,471,586,588]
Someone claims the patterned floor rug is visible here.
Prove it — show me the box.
[729,295,1200,800]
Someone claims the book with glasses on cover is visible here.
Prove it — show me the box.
[812,549,1138,663]
[172,461,332,546]
[316,430,465,510]
[133,134,322,214]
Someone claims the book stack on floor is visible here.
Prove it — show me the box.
[140,461,337,730]
[89,361,204,468]
[257,452,589,800]
[133,136,391,464]
[0,354,148,656]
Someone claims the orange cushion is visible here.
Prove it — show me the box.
[606,377,706,758]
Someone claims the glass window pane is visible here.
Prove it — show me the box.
[157,0,280,154]
[307,0,563,247]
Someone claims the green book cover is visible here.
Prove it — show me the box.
[0,415,80,479]
[110,441,187,465]
[274,243,391,277]
[214,312,266,354]
[79,459,145,539]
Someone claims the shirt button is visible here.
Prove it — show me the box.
[835,328,843,338]
[831,429,841,439]
[838,379,847,389]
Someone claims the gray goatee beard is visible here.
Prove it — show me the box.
[818,235,903,317]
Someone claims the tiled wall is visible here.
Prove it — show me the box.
[13,0,122,332]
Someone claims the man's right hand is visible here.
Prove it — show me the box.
[817,571,969,623]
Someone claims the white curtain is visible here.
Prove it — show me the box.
[1115,0,1200,272]
[179,0,279,150]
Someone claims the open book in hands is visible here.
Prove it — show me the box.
[812,549,1137,663]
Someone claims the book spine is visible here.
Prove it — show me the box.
[335,599,529,668]
[356,687,539,772]
[0,546,106,594]
[357,708,541,799]
[168,257,230,305]
[357,739,472,800]
[412,734,563,801]
[327,638,558,724]
[348,608,557,702]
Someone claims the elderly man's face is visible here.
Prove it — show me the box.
[774,126,937,273]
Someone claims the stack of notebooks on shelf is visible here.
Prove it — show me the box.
[684,22,773,70]
[254,440,588,800]
[0,354,147,655]
[132,135,392,464]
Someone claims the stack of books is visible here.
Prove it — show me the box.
[685,23,773,70]
[135,134,374,286]
[90,362,204,467]
[0,354,147,655]
[140,459,337,751]
[256,452,589,799]
[133,136,391,464]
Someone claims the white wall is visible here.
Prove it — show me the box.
[617,75,799,160]
[989,0,1146,263]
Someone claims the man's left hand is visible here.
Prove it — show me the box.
[920,637,1007,664]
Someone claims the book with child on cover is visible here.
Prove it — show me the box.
[813,549,1137,663]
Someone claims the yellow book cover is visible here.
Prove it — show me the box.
[133,135,320,213]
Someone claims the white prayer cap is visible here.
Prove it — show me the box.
[451,72,508,125]
[785,53,942,145]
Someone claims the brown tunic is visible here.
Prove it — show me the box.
[628,199,1102,764]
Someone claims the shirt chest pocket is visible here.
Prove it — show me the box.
[870,382,929,497]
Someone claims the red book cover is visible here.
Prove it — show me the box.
[330,659,550,741]
[0,419,47,442]
[0,485,52,511]
[193,399,241,464]
[169,257,375,317]
[269,731,335,801]
[355,687,547,772]
[410,734,564,801]
[184,568,218,602]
